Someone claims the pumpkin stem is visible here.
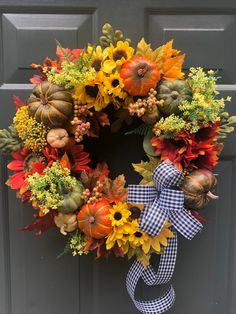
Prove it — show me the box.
[88,216,95,224]
[206,191,219,200]
[137,64,148,77]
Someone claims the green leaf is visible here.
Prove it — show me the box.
[143,131,158,157]
[57,241,71,259]
[0,124,23,153]
[125,123,151,136]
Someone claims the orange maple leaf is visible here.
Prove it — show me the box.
[161,40,185,80]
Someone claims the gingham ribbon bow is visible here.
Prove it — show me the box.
[126,162,203,314]
[128,162,202,240]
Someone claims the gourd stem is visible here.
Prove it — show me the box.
[60,225,67,236]
[206,191,219,200]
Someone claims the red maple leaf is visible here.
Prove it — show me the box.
[21,211,56,236]
[13,95,26,110]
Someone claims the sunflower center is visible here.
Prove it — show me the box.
[85,85,99,98]
[130,206,141,219]
[134,231,143,238]
[114,212,122,220]
[112,79,120,87]
[113,50,127,61]
[92,59,102,72]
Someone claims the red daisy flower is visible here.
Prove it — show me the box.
[6,147,46,195]
[42,142,91,173]
[151,123,222,171]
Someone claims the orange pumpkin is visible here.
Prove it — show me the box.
[77,200,112,239]
[47,128,69,148]
[27,81,74,128]
[120,56,160,96]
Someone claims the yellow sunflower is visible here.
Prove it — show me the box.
[108,202,131,227]
[103,41,134,73]
[129,220,174,254]
[74,71,110,111]
[149,221,174,253]
[128,220,151,254]
[106,221,135,252]
[87,44,108,72]
[104,72,126,99]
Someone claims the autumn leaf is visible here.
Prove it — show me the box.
[161,40,185,80]
[111,108,133,133]
[151,45,165,69]
[136,39,185,80]
[132,156,161,185]
[162,40,181,60]
[137,253,151,268]
[80,163,110,190]
[30,75,44,84]
[136,38,153,58]
[95,112,110,127]
[56,45,83,63]
[136,38,164,68]
[162,54,185,81]
[103,175,128,204]
[13,95,26,110]
[21,211,56,236]
[60,153,71,170]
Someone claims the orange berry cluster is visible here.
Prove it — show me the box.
[128,89,163,123]
[71,100,93,142]
[81,180,103,204]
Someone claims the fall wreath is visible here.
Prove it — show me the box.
[1,24,236,313]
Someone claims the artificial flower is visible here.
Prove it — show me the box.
[151,124,222,171]
[104,72,126,99]
[108,202,131,227]
[103,41,134,73]
[87,44,108,72]
[42,142,91,173]
[74,71,110,111]
[6,147,46,194]
[106,221,135,252]
[13,106,49,152]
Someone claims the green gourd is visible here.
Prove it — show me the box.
[58,180,84,213]
[157,80,192,115]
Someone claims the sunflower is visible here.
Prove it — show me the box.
[74,71,110,111]
[128,220,151,253]
[103,41,134,73]
[104,72,126,99]
[106,221,135,252]
[129,220,174,254]
[148,221,174,253]
[108,202,131,227]
[87,45,108,72]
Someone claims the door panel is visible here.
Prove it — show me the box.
[0,1,236,314]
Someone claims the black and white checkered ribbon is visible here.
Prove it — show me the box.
[127,162,203,313]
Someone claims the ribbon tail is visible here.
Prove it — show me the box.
[142,229,177,285]
[126,230,178,313]
[170,209,203,240]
